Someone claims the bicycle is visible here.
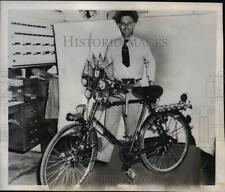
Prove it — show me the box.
[40,56,194,188]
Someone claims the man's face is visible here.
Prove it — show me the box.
[118,16,136,38]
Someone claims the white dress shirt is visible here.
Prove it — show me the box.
[104,35,156,82]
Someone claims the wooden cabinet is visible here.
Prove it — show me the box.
[9,79,49,153]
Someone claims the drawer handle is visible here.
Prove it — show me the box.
[29,119,38,125]
[30,138,39,144]
[29,128,38,134]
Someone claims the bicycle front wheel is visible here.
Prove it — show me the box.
[40,123,97,188]
[140,111,190,174]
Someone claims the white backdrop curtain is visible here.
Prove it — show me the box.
[54,20,120,128]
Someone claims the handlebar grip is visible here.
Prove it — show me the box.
[112,80,129,94]
[122,88,129,94]
[66,113,75,121]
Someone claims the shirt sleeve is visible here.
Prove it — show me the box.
[143,41,156,82]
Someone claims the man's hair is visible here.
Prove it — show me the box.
[113,11,139,24]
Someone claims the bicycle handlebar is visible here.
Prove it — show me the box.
[110,80,129,94]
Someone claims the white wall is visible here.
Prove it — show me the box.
[134,12,217,154]
[9,10,64,24]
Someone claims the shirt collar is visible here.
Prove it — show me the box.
[120,35,136,45]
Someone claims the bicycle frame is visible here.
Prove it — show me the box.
[87,97,153,153]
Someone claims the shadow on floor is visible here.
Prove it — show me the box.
[8,145,215,186]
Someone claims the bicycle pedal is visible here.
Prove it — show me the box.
[125,168,136,181]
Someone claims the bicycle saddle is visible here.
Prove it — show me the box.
[132,85,163,99]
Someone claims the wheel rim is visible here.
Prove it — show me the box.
[43,128,94,187]
[142,114,189,172]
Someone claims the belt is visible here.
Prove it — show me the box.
[121,78,142,85]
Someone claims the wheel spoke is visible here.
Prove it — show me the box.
[65,169,69,185]
[73,167,81,183]
[46,159,66,169]
[165,151,170,168]
[63,139,70,152]
[142,114,189,173]
[167,117,175,131]
[41,125,97,187]
[46,166,64,183]
[168,126,183,136]
[157,153,163,169]
[52,148,62,156]
[48,154,62,160]
[48,167,65,186]
[173,146,184,156]
[150,153,160,167]
[162,153,167,169]
[166,117,172,130]
[75,163,86,175]
[171,145,182,161]
[71,168,77,185]
[58,170,65,186]
[146,150,158,158]
[47,158,66,164]
[167,148,176,166]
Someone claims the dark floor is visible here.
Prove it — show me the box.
[8,145,215,186]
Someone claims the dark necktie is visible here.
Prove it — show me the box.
[122,39,130,68]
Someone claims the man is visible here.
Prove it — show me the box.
[97,11,156,163]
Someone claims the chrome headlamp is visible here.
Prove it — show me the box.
[94,69,100,78]
[98,80,106,90]
[85,89,92,99]
[81,77,88,86]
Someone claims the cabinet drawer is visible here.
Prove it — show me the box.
[27,137,40,149]
[24,117,40,128]
[26,126,40,136]
[25,126,42,142]
[9,105,20,114]
[23,103,41,119]
[9,105,23,126]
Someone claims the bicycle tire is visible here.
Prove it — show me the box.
[40,123,97,188]
[139,111,191,174]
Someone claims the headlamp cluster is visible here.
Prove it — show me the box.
[85,89,92,99]
[81,68,110,100]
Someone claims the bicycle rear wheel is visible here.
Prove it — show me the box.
[140,111,190,174]
[40,123,97,188]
